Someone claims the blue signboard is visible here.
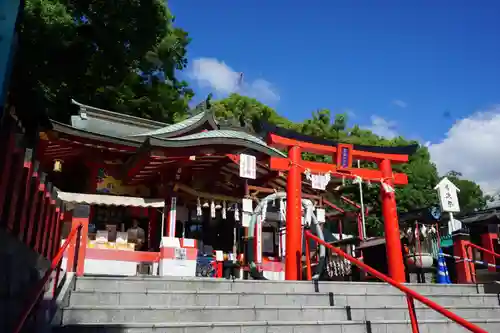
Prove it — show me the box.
[340,146,350,168]
[0,0,21,116]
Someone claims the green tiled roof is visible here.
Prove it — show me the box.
[150,130,286,157]
[129,111,207,137]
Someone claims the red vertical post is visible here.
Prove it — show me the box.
[480,232,498,272]
[41,187,54,256]
[18,149,34,241]
[66,205,89,276]
[379,159,406,283]
[46,199,58,258]
[34,183,50,253]
[285,145,302,280]
[26,172,44,247]
[453,234,475,283]
[50,207,62,259]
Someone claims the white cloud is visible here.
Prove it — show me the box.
[366,115,398,139]
[392,99,408,108]
[188,57,279,104]
[428,105,500,194]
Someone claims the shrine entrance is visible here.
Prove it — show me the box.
[262,123,417,282]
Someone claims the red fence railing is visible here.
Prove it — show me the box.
[465,242,500,283]
[12,223,83,333]
[304,230,488,333]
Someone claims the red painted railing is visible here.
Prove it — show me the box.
[466,242,500,260]
[465,242,500,284]
[12,223,83,333]
[304,230,488,333]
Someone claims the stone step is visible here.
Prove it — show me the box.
[53,319,500,333]
[75,276,484,295]
[69,290,500,308]
[61,305,500,324]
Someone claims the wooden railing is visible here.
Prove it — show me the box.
[304,230,488,333]
[12,223,83,333]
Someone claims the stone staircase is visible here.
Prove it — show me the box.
[52,275,500,332]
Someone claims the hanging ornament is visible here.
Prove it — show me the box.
[196,197,202,216]
[261,201,268,222]
[210,200,216,218]
[305,205,312,226]
[222,201,227,219]
[366,180,372,188]
[352,176,363,185]
[234,204,240,221]
[279,199,285,222]
[421,224,428,238]
[305,169,331,190]
[381,179,395,193]
[342,176,346,186]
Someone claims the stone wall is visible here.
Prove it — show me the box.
[0,228,50,331]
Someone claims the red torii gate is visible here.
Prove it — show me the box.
[264,124,415,283]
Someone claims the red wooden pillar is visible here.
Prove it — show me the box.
[66,204,90,276]
[45,196,58,258]
[0,122,16,220]
[480,228,498,272]
[51,207,64,258]
[41,185,54,256]
[453,233,475,283]
[26,171,44,247]
[379,159,406,283]
[34,182,50,253]
[285,145,302,280]
[18,149,34,241]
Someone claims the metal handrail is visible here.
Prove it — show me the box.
[304,230,488,333]
[12,223,83,333]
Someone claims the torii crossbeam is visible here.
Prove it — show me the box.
[263,123,417,282]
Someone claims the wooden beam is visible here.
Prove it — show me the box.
[269,157,408,185]
[267,133,409,163]
[174,182,243,202]
[247,185,321,200]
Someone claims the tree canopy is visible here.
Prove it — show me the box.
[14,1,490,236]
[10,0,193,123]
[212,94,490,236]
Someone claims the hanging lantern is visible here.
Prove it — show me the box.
[53,159,63,172]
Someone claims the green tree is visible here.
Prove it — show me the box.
[10,0,192,123]
[212,93,294,133]
[213,94,488,236]
[445,171,490,213]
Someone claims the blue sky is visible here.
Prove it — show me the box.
[171,1,500,192]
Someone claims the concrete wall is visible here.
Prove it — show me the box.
[0,228,50,331]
